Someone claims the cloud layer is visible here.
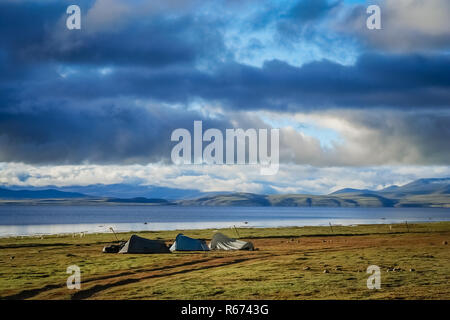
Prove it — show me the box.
[0,0,449,191]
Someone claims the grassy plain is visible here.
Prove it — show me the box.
[0,222,449,300]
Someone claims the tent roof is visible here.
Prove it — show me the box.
[119,235,170,254]
[170,233,210,251]
[209,232,254,251]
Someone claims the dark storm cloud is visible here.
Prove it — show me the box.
[201,54,450,110]
[0,0,450,166]
[1,0,449,113]
[286,0,338,22]
[0,0,224,68]
[2,100,450,167]
[6,53,449,111]
[339,110,450,166]
[0,100,233,164]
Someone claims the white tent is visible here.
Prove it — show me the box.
[209,232,254,251]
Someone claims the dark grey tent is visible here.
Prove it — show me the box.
[209,232,254,251]
[170,233,210,251]
[119,235,170,254]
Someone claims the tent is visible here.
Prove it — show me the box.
[209,232,254,251]
[169,233,210,252]
[119,235,170,254]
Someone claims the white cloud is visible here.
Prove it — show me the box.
[258,109,450,167]
[1,162,450,195]
[341,0,450,51]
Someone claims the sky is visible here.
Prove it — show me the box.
[0,0,450,195]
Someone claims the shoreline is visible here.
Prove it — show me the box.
[1,206,449,238]
[1,220,449,239]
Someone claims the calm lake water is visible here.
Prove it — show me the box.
[0,205,449,237]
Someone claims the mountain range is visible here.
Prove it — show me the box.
[0,178,449,208]
[1,183,205,199]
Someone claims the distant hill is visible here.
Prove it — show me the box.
[332,178,450,197]
[178,193,271,206]
[3,184,206,200]
[329,178,450,208]
[1,178,449,207]
[178,178,450,208]
[0,188,88,199]
[380,178,450,196]
[177,192,399,207]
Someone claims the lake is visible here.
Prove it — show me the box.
[0,205,449,237]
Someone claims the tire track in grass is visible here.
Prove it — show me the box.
[1,256,221,300]
[70,254,274,300]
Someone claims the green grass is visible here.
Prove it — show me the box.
[0,222,449,300]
